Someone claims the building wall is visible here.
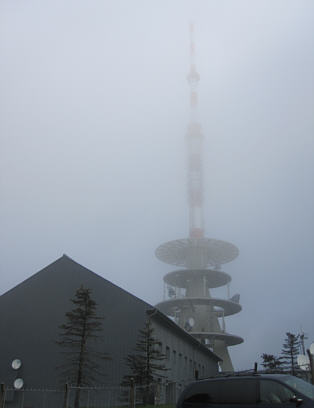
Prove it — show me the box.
[151,316,219,403]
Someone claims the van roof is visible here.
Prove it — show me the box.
[199,373,292,381]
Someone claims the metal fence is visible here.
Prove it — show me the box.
[0,383,171,408]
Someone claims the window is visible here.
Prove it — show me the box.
[166,346,170,360]
[156,341,162,353]
[173,350,177,364]
[183,379,258,405]
[184,394,211,405]
[260,380,294,404]
[281,376,314,400]
[179,353,182,368]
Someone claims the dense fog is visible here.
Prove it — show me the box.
[1,0,314,369]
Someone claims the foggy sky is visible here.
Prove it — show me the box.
[1,0,314,370]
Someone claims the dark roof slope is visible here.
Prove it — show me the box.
[0,255,151,386]
[1,254,151,308]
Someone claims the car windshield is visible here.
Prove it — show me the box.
[280,376,314,400]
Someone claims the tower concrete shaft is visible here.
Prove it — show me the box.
[155,25,243,372]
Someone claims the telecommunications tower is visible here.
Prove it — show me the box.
[155,25,243,371]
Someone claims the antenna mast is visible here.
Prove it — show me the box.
[187,23,204,239]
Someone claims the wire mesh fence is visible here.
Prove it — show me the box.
[0,387,64,408]
[0,383,173,408]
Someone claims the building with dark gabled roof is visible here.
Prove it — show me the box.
[0,255,220,405]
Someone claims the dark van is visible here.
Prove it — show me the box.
[177,374,314,408]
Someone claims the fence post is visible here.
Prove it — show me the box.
[63,383,69,408]
[129,378,135,408]
[86,389,90,408]
[0,384,5,408]
[307,349,314,385]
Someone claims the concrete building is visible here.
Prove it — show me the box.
[0,255,219,405]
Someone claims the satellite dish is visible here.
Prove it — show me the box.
[12,359,22,370]
[297,354,310,370]
[13,378,24,390]
[188,317,195,327]
[310,343,314,355]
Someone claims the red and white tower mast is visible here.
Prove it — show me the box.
[155,25,243,371]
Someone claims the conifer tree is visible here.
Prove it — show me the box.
[260,353,283,371]
[122,319,167,404]
[57,285,110,408]
[280,332,300,375]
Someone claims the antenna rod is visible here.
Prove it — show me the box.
[187,23,204,239]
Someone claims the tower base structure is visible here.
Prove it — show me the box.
[155,238,243,372]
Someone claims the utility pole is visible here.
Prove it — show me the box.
[299,330,307,355]
[306,349,314,385]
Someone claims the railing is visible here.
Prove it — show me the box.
[163,285,233,302]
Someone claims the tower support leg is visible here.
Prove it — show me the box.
[213,340,234,372]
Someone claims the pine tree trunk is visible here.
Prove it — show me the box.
[74,305,88,408]
[74,388,81,408]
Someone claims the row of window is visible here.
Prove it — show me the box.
[164,345,205,377]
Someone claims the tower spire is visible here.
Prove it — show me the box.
[187,23,203,239]
[188,23,200,123]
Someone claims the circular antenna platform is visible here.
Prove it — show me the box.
[192,331,244,347]
[156,297,241,317]
[156,238,238,267]
[164,269,231,289]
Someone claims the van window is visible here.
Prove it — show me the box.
[280,376,314,400]
[183,379,258,405]
[260,380,294,404]
[184,394,211,404]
